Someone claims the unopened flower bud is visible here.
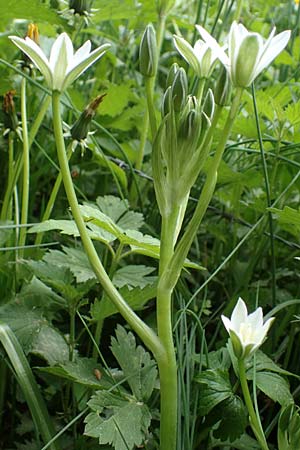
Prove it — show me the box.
[202,88,214,122]
[71,94,106,141]
[2,90,18,132]
[166,62,179,87]
[215,66,232,106]
[178,108,201,144]
[171,67,187,112]
[139,24,158,78]
[69,0,92,15]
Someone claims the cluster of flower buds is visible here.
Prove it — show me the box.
[153,65,214,215]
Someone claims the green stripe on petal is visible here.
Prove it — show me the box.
[233,34,261,87]
[173,35,201,76]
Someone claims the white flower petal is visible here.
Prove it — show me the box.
[195,24,229,66]
[247,307,263,328]
[231,298,247,330]
[9,36,52,87]
[173,35,201,75]
[63,43,110,91]
[221,315,232,333]
[255,30,291,76]
[50,33,74,90]
[70,40,92,70]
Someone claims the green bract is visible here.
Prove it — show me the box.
[9,32,110,92]
[221,298,275,360]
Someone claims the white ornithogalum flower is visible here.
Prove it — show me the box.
[173,32,225,79]
[9,32,110,92]
[196,22,291,87]
[221,298,275,359]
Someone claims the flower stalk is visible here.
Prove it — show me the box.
[18,78,30,258]
[238,358,270,450]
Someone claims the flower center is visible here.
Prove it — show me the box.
[239,322,258,343]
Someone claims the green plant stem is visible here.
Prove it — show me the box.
[145,76,157,141]
[35,144,73,246]
[238,358,269,450]
[252,84,276,307]
[162,87,243,290]
[18,78,30,258]
[6,132,15,221]
[51,90,164,361]
[157,206,181,450]
[1,95,51,223]
[234,0,243,21]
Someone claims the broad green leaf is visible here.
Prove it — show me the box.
[245,350,298,379]
[0,0,63,27]
[111,325,157,401]
[0,303,68,364]
[211,396,248,442]
[90,284,157,320]
[253,372,293,406]
[96,195,144,230]
[43,247,96,283]
[195,369,232,415]
[31,325,69,366]
[38,357,112,390]
[17,276,67,312]
[98,82,132,117]
[112,265,156,289]
[269,206,300,237]
[28,218,115,243]
[85,390,151,450]
[211,433,261,450]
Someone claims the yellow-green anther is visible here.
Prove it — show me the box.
[171,67,187,112]
[139,24,158,78]
[215,66,231,106]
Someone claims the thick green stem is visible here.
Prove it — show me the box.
[238,359,269,450]
[51,91,164,361]
[234,0,243,21]
[162,88,243,290]
[18,78,30,258]
[35,145,73,246]
[157,207,181,450]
